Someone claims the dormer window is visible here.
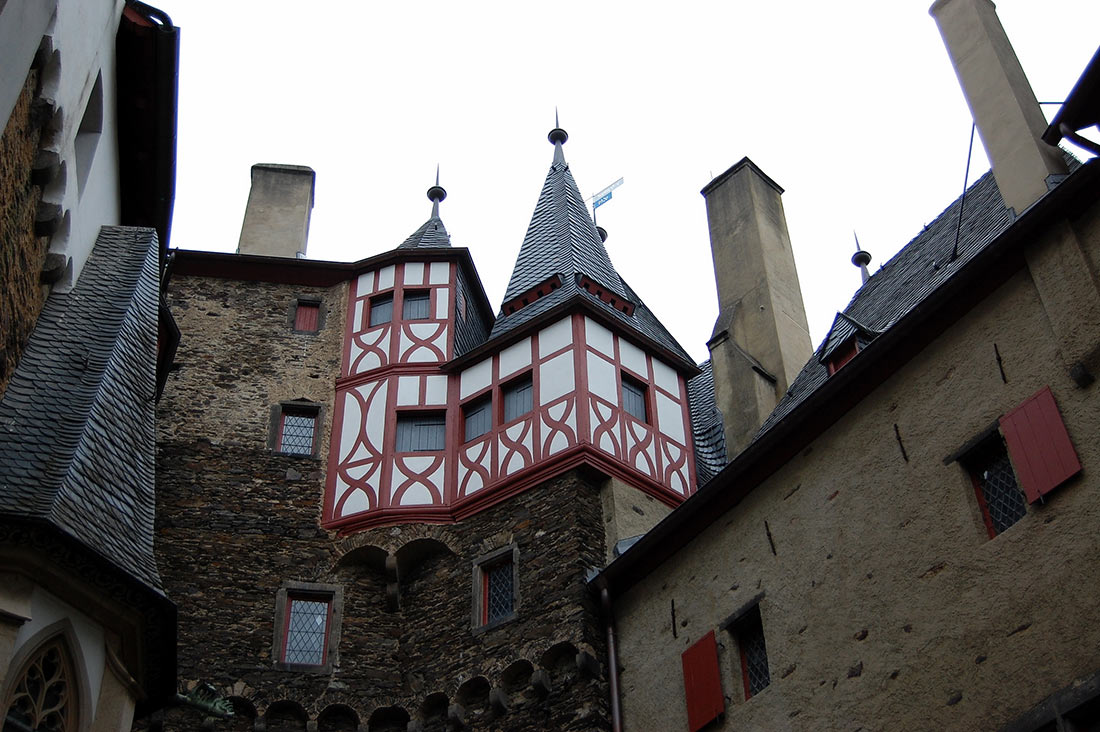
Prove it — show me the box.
[826,337,859,375]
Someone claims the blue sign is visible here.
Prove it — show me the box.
[593,191,612,209]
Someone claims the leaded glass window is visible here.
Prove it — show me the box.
[502,376,532,423]
[4,637,76,732]
[622,375,647,422]
[464,397,492,442]
[968,436,1027,536]
[402,291,430,320]
[734,606,770,698]
[283,597,329,665]
[483,561,514,624]
[396,413,445,452]
[369,294,393,327]
[280,412,316,455]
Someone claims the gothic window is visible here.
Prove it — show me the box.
[396,412,446,452]
[502,375,532,423]
[4,637,77,731]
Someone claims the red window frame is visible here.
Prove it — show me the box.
[294,301,320,332]
[280,594,332,666]
[480,558,514,626]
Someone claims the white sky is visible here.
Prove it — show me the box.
[167,1,1099,363]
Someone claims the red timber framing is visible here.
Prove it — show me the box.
[326,303,700,531]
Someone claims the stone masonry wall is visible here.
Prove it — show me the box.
[0,67,48,400]
[148,273,610,731]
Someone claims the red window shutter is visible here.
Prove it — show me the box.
[295,302,320,331]
[999,386,1081,504]
[681,630,724,732]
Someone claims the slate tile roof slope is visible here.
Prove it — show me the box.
[756,168,1019,438]
[483,146,694,367]
[0,226,163,591]
[687,359,727,486]
[397,214,451,249]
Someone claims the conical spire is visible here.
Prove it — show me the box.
[501,121,623,302]
[397,168,451,249]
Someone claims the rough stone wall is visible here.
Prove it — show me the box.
[0,67,48,400]
[614,207,1100,730]
[148,273,609,731]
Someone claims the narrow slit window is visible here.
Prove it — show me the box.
[482,559,514,625]
[732,605,770,699]
[622,374,647,422]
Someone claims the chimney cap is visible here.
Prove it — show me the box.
[701,157,784,197]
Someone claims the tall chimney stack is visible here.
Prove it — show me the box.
[703,158,812,458]
[930,0,1067,214]
[237,164,316,258]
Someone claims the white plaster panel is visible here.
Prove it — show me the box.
[619,338,647,377]
[409,322,439,339]
[340,391,363,462]
[354,300,364,331]
[425,375,448,405]
[356,348,382,374]
[498,337,532,379]
[540,351,575,405]
[585,317,614,357]
[429,261,449,285]
[461,360,492,399]
[400,484,433,506]
[348,340,365,376]
[364,382,389,451]
[548,401,568,422]
[340,489,371,516]
[652,358,680,397]
[539,317,573,357]
[670,468,686,495]
[378,264,395,290]
[404,261,424,285]
[506,422,526,441]
[656,392,687,444]
[587,351,619,403]
[461,464,485,495]
[435,289,450,319]
[397,376,420,406]
[356,270,374,296]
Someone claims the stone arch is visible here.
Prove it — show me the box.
[540,641,580,687]
[334,543,387,573]
[317,703,359,731]
[418,691,449,723]
[336,522,461,557]
[264,699,308,731]
[500,658,536,708]
[366,704,409,731]
[395,537,455,578]
[0,618,93,732]
[455,675,491,712]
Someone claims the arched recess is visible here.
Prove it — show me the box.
[317,702,359,731]
[454,676,491,715]
[418,692,448,723]
[334,544,387,574]
[500,659,535,706]
[226,696,256,731]
[264,699,308,732]
[0,618,93,732]
[367,704,409,732]
[540,641,580,687]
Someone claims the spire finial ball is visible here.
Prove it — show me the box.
[427,185,447,204]
[548,127,568,145]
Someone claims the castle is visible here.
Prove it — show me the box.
[1,0,1099,731]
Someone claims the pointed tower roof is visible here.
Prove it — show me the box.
[398,170,451,249]
[474,123,694,370]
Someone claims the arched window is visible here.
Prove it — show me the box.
[4,636,78,731]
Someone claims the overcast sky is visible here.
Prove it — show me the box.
[167,1,1099,363]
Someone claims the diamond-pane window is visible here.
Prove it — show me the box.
[283,597,329,665]
[967,436,1027,537]
[733,605,770,698]
[483,560,514,625]
[280,412,316,455]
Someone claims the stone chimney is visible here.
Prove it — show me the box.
[930,0,1067,214]
[703,158,812,457]
[237,164,316,258]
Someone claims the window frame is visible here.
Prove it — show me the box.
[269,401,323,458]
[721,597,770,701]
[395,410,447,453]
[462,393,493,443]
[471,544,519,632]
[501,373,533,424]
[369,293,394,327]
[621,372,648,423]
[402,289,431,320]
[962,432,1028,538]
[273,582,343,673]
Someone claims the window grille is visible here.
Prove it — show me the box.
[280,412,316,455]
[369,294,393,327]
[622,375,647,422]
[464,397,492,442]
[502,376,532,423]
[283,597,329,665]
[968,437,1027,536]
[396,413,445,452]
[402,291,430,320]
[483,560,514,624]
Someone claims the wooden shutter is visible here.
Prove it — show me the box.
[681,630,724,732]
[999,386,1081,503]
[295,302,320,331]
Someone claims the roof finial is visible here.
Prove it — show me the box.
[851,231,872,285]
[548,107,568,164]
[427,164,446,218]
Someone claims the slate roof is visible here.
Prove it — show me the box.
[0,226,163,591]
[397,214,451,249]
[482,138,695,368]
[757,168,1016,437]
[687,359,727,486]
